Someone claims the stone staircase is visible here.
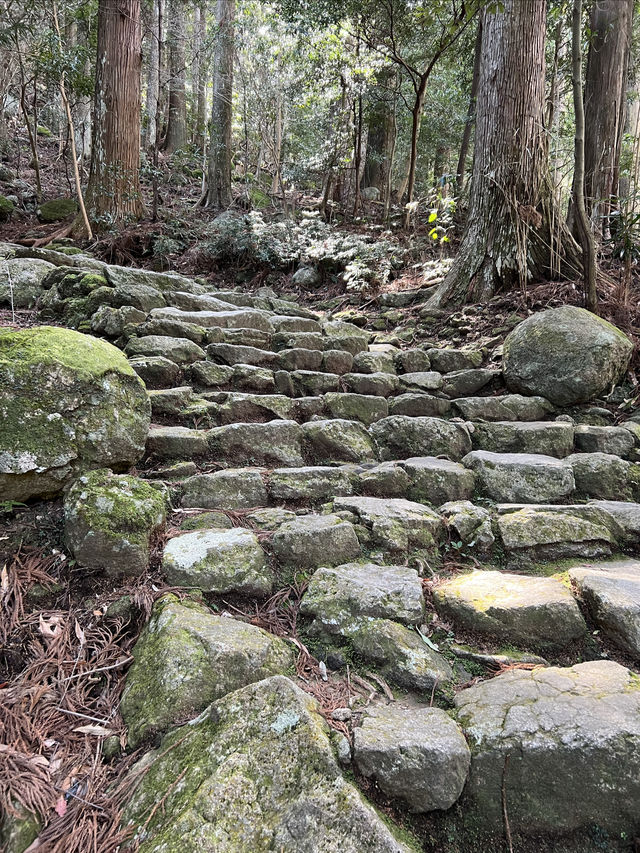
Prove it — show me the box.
[7,247,639,850]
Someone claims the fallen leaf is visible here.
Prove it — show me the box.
[73,724,114,737]
[74,620,86,648]
[39,614,63,641]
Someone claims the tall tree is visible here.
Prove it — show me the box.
[164,0,188,152]
[84,0,146,228]
[202,0,235,208]
[145,0,161,151]
[583,0,634,237]
[427,0,579,307]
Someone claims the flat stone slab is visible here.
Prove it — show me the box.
[162,527,271,596]
[497,507,615,568]
[454,661,640,838]
[471,420,574,458]
[452,394,554,422]
[181,468,268,509]
[146,425,208,459]
[567,452,635,501]
[570,559,640,658]
[588,499,640,546]
[433,569,586,650]
[267,466,354,502]
[125,335,206,364]
[370,415,472,462]
[463,450,575,503]
[303,419,377,464]
[401,456,476,505]
[122,676,413,853]
[301,562,424,629]
[150,306,273,332]
[271,513,361,568]
[333,496,442,554]
[354,706,470,813]
[207,420,304,467]
[398,371,443,392]
[574,424,635,458]
[120,597,295,747]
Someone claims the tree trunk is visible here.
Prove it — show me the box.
[455,21,482,194]
[583,0,634,238]
[145,0,161,151]
[203,0,235,208]
[571,0,597,311]
[428,0,580,307]
[85,0,146,228]
[194,2,208,150]
[164,0,187,153]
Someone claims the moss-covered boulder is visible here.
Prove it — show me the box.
[0,257,55,308]
[64,469,166,577]
[0,326,151,501]
[503,306,633,406]
[37,197,78,223]
[121,675,414,852]
[120,596,295,747]
[0,194,14,221]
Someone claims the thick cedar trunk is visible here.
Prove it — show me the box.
[145,0,161,151]
[583,0,634,237]
[203,0,235,209]
[455,21,482,194]
[85,0,145,226]
[428,0,580,307]
[194,3,207,150]
[164,0,187,153]
[571,0,597,311]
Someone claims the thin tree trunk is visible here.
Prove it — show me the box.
[571,0,597,311]
[146,0,161,151]
[194,2,207,150]
[164,0,187,153]
[428,0,580,307]
[583,0,634,238]
[455,21,482,194]
[271,89,283,196]
[203,0,235,208]
[85,0,146,227]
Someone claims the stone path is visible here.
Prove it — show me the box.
[4,246,640,850]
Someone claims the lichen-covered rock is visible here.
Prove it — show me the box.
[64,469,166,577]
[439,501,495,551]
[125,335,206,365]
[207,420,304,467]
[271,513,360,569]
[301,562,424,629]
[333,496,442,556]
[370,416,472,462]
[358,461,411,498]
[0,194,14,221]
[145,425,208,459]
[121,675,413,852]
[0,804,41,853]
[433,569,586,650]
[588,499,640,547]
[498,507,615,568]
[267,466,354,502]
[162,527,271,596]
[129,355,182,389]
[569,559,640,658]
[427,347,482,372]
[454,661,640,838]
[354,706,470,813]
[291,265,321,288]
[323,392,388,426]
[463,450,575,503]
[452,394,554,422]
[568,452,638,501]
[574,424,635,458]
[471,420,574,458]
[37,197,78,222]
[120,596,294,747]
[398,371,443,392]
[388,393,451,418]
[105,264,206,295]
[342,371,398,397]
[401,456,476,505]
[0,326,150,501]
[91,304,146,338]
[181,468,268,509]
[0,257,55,307]
[503,307,633,406]
[352,350,396,375]
[442,368,498,398]
[303,419,377,463]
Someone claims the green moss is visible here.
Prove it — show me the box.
[0,325,135,380]
[37,197,78,223]
[0,194,14,221]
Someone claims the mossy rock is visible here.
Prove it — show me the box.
[121,674,415,852]
[0,194,14,222]
[64,469,167,578]
[37,197,78,223]
[0,326,151,502]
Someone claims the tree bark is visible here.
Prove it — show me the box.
[164,0,188,153]
[203,0,235,208]
[428,0,580,307]
[583,0,634,238]
[85,0,146,228]
[455,20,482,194]
[194,2,208,150]
[571,0,597,311]
[145,0,161,151]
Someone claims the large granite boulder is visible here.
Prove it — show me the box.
[121,675,413,852]
[0,257,55,307]
[0,326,150,501]
[454,661,640,839]
[120,596,295,747]
[503,306,633,406]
